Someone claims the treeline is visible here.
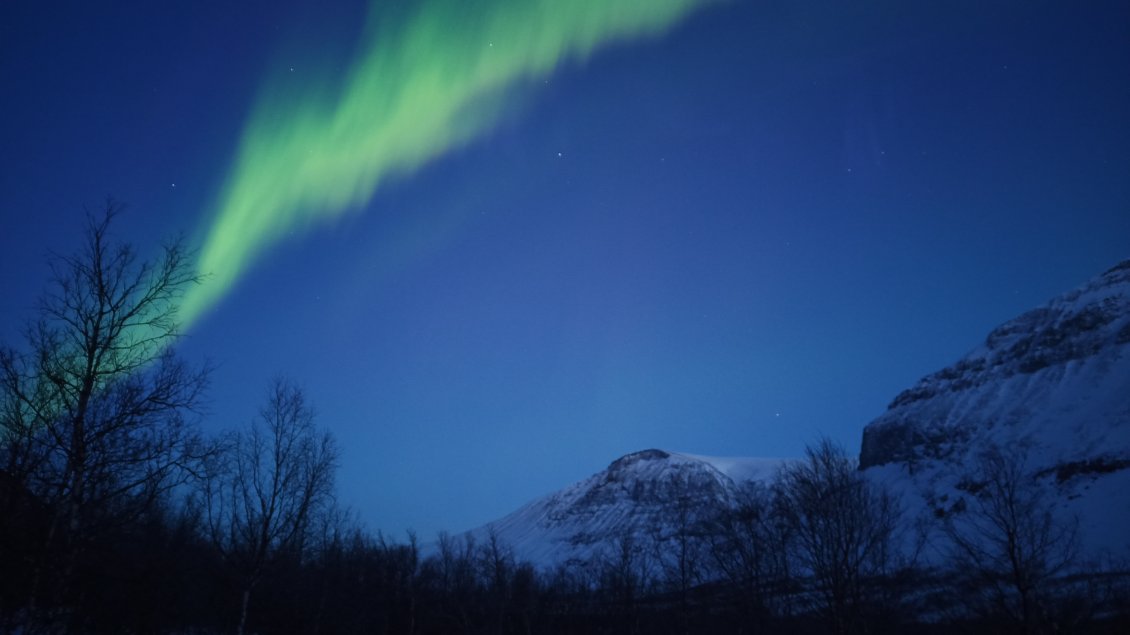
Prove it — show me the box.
[2,206,1129,634]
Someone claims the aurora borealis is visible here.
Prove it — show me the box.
[181,0,714,327]
[2,0,1128,539]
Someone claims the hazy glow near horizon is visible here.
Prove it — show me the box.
[179,0,715,327]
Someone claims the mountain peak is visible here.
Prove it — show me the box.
[461,449,784,565]
[607,448,671,471]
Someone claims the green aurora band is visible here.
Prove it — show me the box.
[179,0,717,328]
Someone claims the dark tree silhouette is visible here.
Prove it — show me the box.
[705,481,791,631]
[652,476,707,635]
[774,438,901,635]
[200,377,338,635]
[944,446,1080,634]
[598,533,653,635]
[0,202,209,633]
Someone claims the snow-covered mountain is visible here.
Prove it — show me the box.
[861,260,1130,558]
[463,260,1129,567]
[463,450,784,565]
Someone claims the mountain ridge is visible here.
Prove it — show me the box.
[462,259,1130,566]
[859,258,1130,558]
[860,258,1129,471]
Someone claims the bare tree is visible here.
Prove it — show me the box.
[200,377,337,635]
[0,203,209,631]
[429,531,480,632]
[651,477,708,635]
[478,526,515,635]
[598,532,654,635]
[377,530,421,635]
[774,438,900,635]
[706,481,791,632]
[944,446,1079,634]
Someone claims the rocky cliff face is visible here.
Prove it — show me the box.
[462,450,783,565]
[860,260,1130,556]
[861,261,1130,470]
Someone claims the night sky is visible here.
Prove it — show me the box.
[2,0,1128,539]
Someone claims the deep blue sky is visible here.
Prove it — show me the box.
[2,0,1128,538]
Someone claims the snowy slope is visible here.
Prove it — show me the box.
[460,261,1129,568]
[861,260,1130,559]
[462,449,785,565]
